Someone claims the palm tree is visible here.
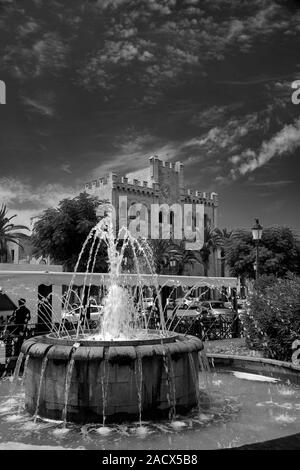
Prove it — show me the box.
[0,205,30,262]
[215,228,233,277]
[149,239,202,275]
[168,240,202,275]
[200,225,223,276]
[148,239,175,274]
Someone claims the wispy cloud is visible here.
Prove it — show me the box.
[60,163,72,174]
[232,118,300,177]
[217,74,295,86]
[23,97,55,117]
[248,180,293,187]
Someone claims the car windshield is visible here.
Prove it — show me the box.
[210,302,227,309]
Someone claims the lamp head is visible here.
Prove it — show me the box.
[252,218,263,241]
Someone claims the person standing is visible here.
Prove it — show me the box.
[10,298,31,335]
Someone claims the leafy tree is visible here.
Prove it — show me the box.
[31,193,108,271]
[241,274,300,361]
[0,204,29,262]
[225,226,300,280]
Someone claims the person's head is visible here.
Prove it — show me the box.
[18,298,26,306]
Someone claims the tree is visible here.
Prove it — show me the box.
[199,225,222,276]
[225,226,300,280]
[31,193,108,271]
[147,239,171,274]
[241,274,300,360]
[0,204,30,262]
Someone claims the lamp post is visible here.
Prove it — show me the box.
[251,218,263,281]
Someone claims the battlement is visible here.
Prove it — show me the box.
[85,173,218,206]
[183,189,218,206]
[149,155,183,173]
[84,172,160,194]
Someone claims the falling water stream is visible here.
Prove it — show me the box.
[135,353,143,426]
[33,355,49,423]
[101,354,110,427]
[62,343,80,427]
[188,352,202,413]
[18,354,30,414]
[161,348,176,421]
[11,353,24,394]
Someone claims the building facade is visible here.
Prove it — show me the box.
[84,156,220,276]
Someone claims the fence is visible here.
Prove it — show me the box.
[0,323,50,369]
[172,314,242,341]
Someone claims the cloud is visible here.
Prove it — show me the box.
[0,178,78,228]
[75,1,299,104]
[60,163,72,174]
[1,0,298,107]
[22,97,55,117]
[90,140,179,178]
[190,105,228,128]
[232,118,300,177]
[184,112,261,153]
[248,180,293,187]
[18,19,40,37]
[3,32,69,79]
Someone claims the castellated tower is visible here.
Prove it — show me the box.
[84,155,218,226]
[83,156,219,275]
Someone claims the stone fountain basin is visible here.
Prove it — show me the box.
[21,331,204,423]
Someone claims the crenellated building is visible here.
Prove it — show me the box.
[84,156,220,276]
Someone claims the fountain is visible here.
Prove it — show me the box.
[1,213,300,449]
[20,214,205,424]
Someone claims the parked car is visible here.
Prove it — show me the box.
[189,297,202,309]
[142,298,155,310]
[175,297,193,309]
[62,301,103,323]
[166,297,176,309]
[200,300,233,317]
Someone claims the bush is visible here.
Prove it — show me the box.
[241,274,300,361]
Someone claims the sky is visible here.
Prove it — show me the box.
[0,0,300,234]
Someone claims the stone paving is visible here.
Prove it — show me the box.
[204,337,264,357]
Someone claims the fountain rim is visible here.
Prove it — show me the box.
[32,329,180,347]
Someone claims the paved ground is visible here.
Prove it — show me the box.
[231,433,300,450]
[204,337,264,357]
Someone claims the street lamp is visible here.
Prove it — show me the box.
[251,218,263,281]
[169,259,177,268]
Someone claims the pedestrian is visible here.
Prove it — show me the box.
[9,298,31,335]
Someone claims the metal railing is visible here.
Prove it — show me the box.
[172,314,242,341]
[0,322,50,367]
